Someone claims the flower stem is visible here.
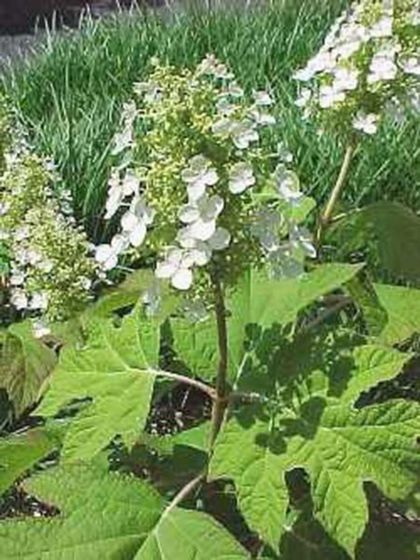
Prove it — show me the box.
[208,272,229,451]
[316,143,356,247]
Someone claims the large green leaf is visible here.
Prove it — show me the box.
[374,283,420,346]
[135,507,249,559]
[0,464,249,559]
[210,329,418,557]
[331,202,420,282]
[0,426,61,496]
[171,264,362,381]
[37,310,160,462]
[0,321,56,416]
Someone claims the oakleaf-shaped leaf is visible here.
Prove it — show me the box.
[37,310,160,461]
[170,264,362,381]
[0,464,249,559]
[0,426,61,495]
[210,329,418,557]
[374,283,420,346]
[0,322,56,416]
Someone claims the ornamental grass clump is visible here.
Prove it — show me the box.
[294,0,420,137]
[96,56,315,301]
[0,99,96,330]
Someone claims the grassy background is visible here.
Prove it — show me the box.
[1,0,419,241]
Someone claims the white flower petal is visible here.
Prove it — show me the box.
[208,227,231,250]
[179,205,200,224]
[129,222,147,247]
[156,260,178,279]
[171,268,193,290]
[121,211,139,232]
[188,219,217,241]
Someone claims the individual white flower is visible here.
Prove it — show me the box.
[10,271,25,286]
[197,54,233,80]
[134,81,162,104]
[29,292,49,311]
[27,249,43,266]
[111,101,137,155]
[318,85,346,109]
[155,248,195,290]
[95,234,129,271]
[253,90,273,106]
[10,289,28,310]
[105,170,140,219]
[332,67,359,91]
[275,165,304,206]
[249,108,276,126]
[216,97,237,116]
[400,55,420,76]
[37,259,54,273]
[367,50,398,84]
[207,227,231,250]
[228,162,256,194]
[370,16,393,38]
[178,193,224,241]
[222,82,244,98]
[231,119,259,150]
[212,117,235,136]
[353,111,379,135]
[121,196,154,248]
[181,155,219,201]
[33,319,51,339]
[112,126,133,157]
[294,52,337,82]
[290,225,317,259]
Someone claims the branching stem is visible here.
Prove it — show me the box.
[316,143,356,246]
[162,472,206,518]
[150,369,216,400]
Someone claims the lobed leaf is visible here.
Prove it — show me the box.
[210,329,418,557]
[0,464,249,559]
[37,310,160,462]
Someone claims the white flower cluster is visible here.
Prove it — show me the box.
[1,149,96,333]
[98,56,315,297]
[251,161,316,278]
[156,156,231,290]
[294,0,420,135]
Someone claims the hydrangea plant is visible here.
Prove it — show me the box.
[1,12,420,560]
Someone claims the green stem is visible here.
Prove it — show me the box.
[208,273,229,451]
[316,143,356,247]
